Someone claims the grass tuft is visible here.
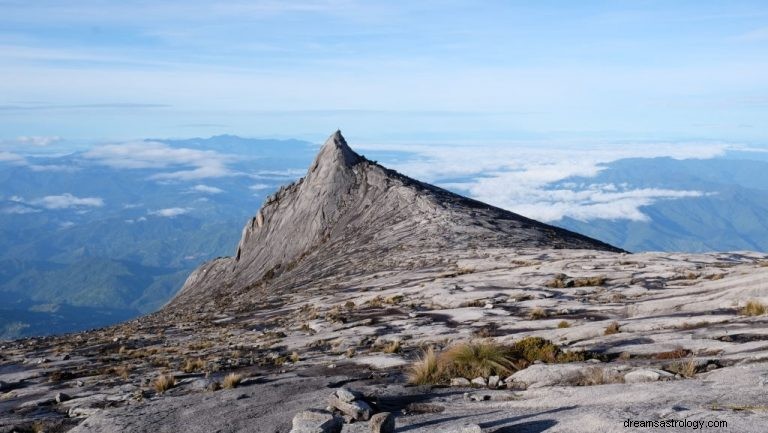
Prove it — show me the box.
[408,347,441,385]
[604,321,621,335]
[741,299,767,316]
[153,374,176,394]
[222,372,243,389]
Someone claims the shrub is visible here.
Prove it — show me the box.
[222,372,243,389]
[153,374,176,394]
[604,321,621,335]
[573,276,606,287]
[557,320,571,328]
[441,342,516,378]
[182,358,206,373]
[528,307,548,320]
[741,300,767,316]
[577,367,624,386]
[670,357,698,378]
[407,337,597,385]
[382,340,401,354]
[408,347,441,385]
[290,351,300,363]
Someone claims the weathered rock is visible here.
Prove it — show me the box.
[369,412,395,433]
[487,375,500,388]
[55,392,71,403]
[624,369,675,383]
[471,377,487,387]
[334,387,362,403]
[506,363,586,389]
[327,395,373,421]
[290,409,343,433]
[450,378,471,387]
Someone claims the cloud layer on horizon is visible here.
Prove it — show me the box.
[360,140,729,222]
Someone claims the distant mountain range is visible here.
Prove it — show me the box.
[1,135,767,339]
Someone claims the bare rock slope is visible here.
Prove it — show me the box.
[172,131,620,311]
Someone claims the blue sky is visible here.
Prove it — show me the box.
[1,0,767,145]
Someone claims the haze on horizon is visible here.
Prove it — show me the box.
[0,0,767,146]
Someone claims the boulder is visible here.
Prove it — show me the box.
[471,377,487,387]
[369,411,395,433]
[624,369,675,383]
[505,363,586,389]
[290,409,343,433]
[450,378,471,387]
[55,392,71,403]
[488,375,500,388]
[334,387,362,403]
[327,395,373,421]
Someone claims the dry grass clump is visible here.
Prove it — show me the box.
[113,365,131,379]
[222,372,243,389]
[741,300,767,316]
[407,337,596,385]
[654,347,689,360]
[382,340,401,354]
[153,374,176,394]
[573,276,606,287]
[604,321,621,335]
[670,357,699,378]
[182,358,206,373]
[367,296,385,308]
[528,307,548,320]
[290,351,300,363]
[408,347,441,385]
[188,340,213,350]
[557,320,571,328]
[385,295,404,305]
[441,342,516,379]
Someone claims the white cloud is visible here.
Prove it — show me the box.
[248,183,271,190]
[148,207,191,217]
[191,184,224,194]
[360,140,728,223]
[15,136,61,147]
[59,221,76,229]
[0,151,26,164]
[36,194,103,209]
[83,141,235,180]
[1,205,41,214]
[9,193,104,210]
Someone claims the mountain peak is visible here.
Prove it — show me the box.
[171,131,622,310]
[310,130,363,173]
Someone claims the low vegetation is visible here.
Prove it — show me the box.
[222,372,243,389]
[153,374,176,394]
[557,320,571,328]
[741,299,767,316]
[408,337,597,385]
[604,321,621,335]
[182,358,206,373]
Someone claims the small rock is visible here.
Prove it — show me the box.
[76,380,85,387]
[335,387,362,403]
[471,377,487,387]
[55,392,71,403]
[290,409,343,433]
[328,395,373,421]
[586,358,602,364]
[624,369,675,383]
[447,424,482,433]
[487,375,500,388]
[369,412,395,433]
[450,378,471,387]
[69,407,102,418]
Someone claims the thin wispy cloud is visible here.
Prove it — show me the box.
[148,207,191,217]
[84,141,235,180]
[191,184,224,194]
[9,193,104,210]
